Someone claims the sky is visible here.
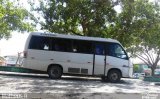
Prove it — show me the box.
[0,0,40,56]
[0,32,29,56]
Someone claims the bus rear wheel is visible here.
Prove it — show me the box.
[48,65,62,79]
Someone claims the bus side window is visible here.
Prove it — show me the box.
[107,43,128,59]
[39,37,50,50]
[43,44,49,50]
[72,45,77,52]
[95,44,105,55]
[29,36,50,50]
[51,38,72,52]
[72,40,93,54]
[54,44,60,51]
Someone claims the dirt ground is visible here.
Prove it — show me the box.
[0,71,160,99]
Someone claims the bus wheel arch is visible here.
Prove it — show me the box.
[107,68,122,83]
[47,64,63,79]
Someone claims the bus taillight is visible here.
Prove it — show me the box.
[23,51,27,58]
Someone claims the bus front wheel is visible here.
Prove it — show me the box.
[107,70,121,83]
[48,65,62,79]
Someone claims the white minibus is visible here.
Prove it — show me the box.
[23,32,133,83]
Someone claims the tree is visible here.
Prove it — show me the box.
[32,0,158,47]
[33,0,117,37]
[126,0,160,76]
[102,0,135,47]
[0,0,35,39]
[130,24,160,76]
[133,64,139,73]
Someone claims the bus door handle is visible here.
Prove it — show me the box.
[31,57,35,59]
[123,65,129,67]
[67,60,71,62]
[87,62,91,63]
[106,63,109,65]
[50,59,54,61]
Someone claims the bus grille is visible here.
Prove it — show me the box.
[81,68,88,74]
[68,68,80,73]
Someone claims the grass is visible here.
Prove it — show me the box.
[144,76,160,82]
[0,66,46,74]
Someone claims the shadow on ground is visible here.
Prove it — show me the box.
[0,72,137,96]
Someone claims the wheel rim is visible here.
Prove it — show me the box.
[110,72,118,81]
[51,68,59,77]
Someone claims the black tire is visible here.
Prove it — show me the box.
[48,65,62,79]
[107,70,121,83]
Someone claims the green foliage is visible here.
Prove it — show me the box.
[34,0,117,37]
[0,0,35,39]
[133,64,139,73]
[124,0,160,76]
[32,0,160,48]
[110,0,160,47]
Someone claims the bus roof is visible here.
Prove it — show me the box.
[30,32,120,43]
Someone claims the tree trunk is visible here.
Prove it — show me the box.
[151,67,155,76]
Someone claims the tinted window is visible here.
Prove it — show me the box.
[29,36,50,50]
[51,38,72,52]
[107,43,128,59]
[72,40,93,54]
[95,43,105,55]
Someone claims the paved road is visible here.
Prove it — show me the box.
[0,71,160,99]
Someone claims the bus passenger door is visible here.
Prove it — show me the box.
[94,43,106,75]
